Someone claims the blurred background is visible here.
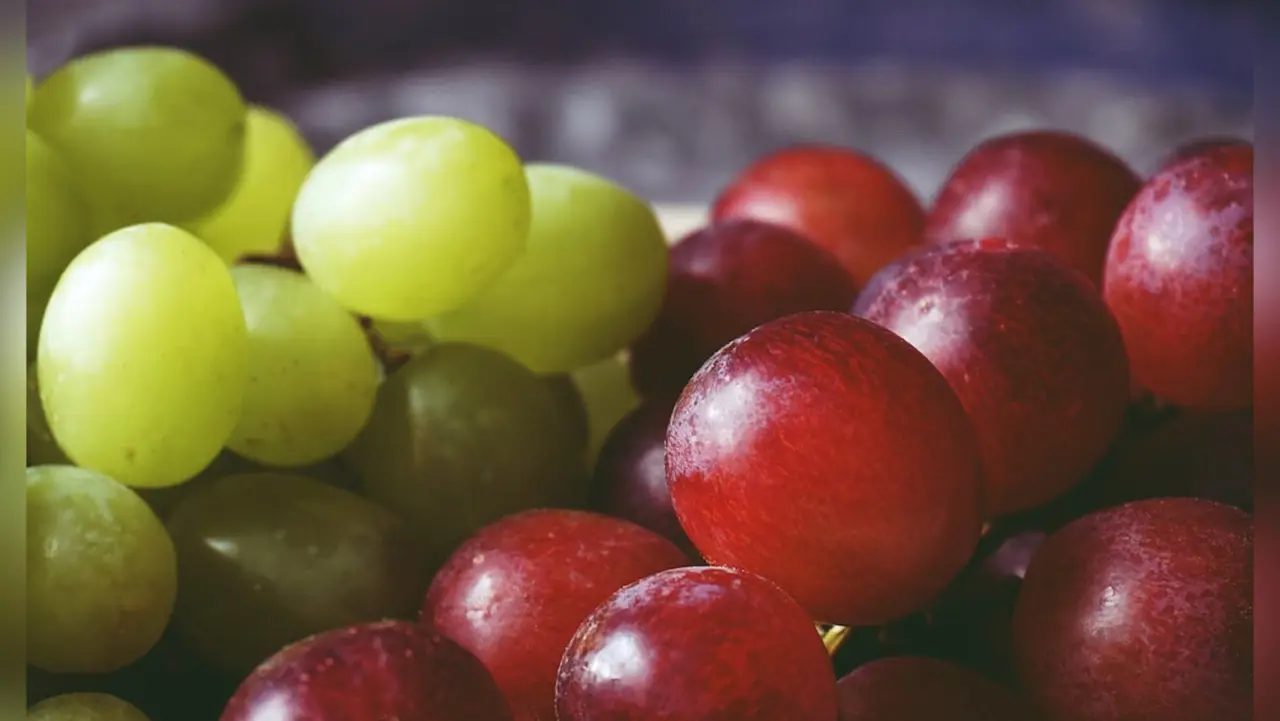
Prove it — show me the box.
[26,0,1253,203]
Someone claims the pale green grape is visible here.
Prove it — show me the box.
[185,105,315,262]
[292,116,530,321]
[37,223,248,488]
[26,130,94,357]
[227,264,379,467]
[27,466,178,674]
[572,354,641,464]
[426,163,668,373]
[27,693,150,721]
[26,73,33,110]
[28,46,247,222]
[27,363,68,466]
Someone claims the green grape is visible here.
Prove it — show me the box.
[166,472,426,673]
[27,363,68,465]
[28,46,247,222]
[185,105,315,262]
[571,354,641,464]
[345,343,588,566]
[27,466,178,674]
[426,163,669,373]
[227,265,379,467]
[291,116,531,321]
[37,223,248,488]
[26,73,33,110]
[27,693,150,721]
[26,130,94,357]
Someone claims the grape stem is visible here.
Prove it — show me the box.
[820,625,852,656]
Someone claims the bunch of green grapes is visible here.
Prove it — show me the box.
[23,43,669,718]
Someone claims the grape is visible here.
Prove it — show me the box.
[591,399,694,554]
[226,265,379,467]
[542,373,591,452]
[1012,498,1252,721]
[1103,144,1253,409]
[222,621,513,721]
[292,116,530,321]
[27,693,150,721]
[556,566,840,720]
[569,354,641,464]
[184,106,315,263]
[27,364,68,466]
[835,657,1032,721]
[423,509,688,720]
[853,238,1130,516]
[345,344,587,568]
[37,223,248,488]
[28,46,247,222]
[27,466,177,674]
[26,73,33,108]
[666,311,984,626]
[711,144,925,286]
[629,219,858,398]
[923,130,1141,286]
[166,472,427,674]
[26,131,94,357]
[426,163,668,373]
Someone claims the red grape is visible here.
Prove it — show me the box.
[1012,498,1252,721]
[853,238,1130,516]
[555,566,839,721]
[666,311,984,625]
[1102,144,1253,409]
[629,218,858,398]
[836,656,1032,721]
[421,509,688,721]
[1158,137,1251,171]
[711,145,925,286]
[923,130,1141,285]
[591,399,695,554]
[220,620,512,721]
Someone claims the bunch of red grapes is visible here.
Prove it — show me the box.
[36,131,1253,721]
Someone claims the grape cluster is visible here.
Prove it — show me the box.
[26,46,1252,721]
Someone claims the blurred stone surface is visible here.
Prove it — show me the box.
[28,0,1253,202]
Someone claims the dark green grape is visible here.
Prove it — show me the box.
[165,473,427,674]
[345,343,588,567]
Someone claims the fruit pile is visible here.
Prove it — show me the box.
[26,46,1252,721]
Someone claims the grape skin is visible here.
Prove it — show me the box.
[27,466,178,674]
[184,106,316,263]
[27,693,151,721]
[427,163,669,373]
[26,131,94,359]
[37,223,248,489]
[226,265,379,467]
[167,473,427,674]
[28,46,247,223]
[292,116,531,321]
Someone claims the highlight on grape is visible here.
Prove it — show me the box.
[26,43,1252,721]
